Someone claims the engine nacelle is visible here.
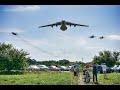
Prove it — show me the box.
[74,25,76,27]
[51,25,53,28]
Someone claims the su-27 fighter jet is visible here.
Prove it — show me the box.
[11,32,18,35]
[89,35,95,38]
[38,20,89,31]
[89,35,105,39]
[99,36,104,39]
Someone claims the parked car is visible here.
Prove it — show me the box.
[111,65,120,72]
[26,65,40,70]
[49,66,60,71]
[67,65,74,71]
[37,65,49,70]
[115,65,120,72]
[111,65,118,72]
[58,66,70,71]
[111,65,118,69]
[106,67,112,73]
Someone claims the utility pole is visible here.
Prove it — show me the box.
[82,57,83,71]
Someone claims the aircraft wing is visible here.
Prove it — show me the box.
[65,21,89,27]
[38,22,62,28]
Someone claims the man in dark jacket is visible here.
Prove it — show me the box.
[92,62,98,83]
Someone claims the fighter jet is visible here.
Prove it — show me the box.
[38,20,89,31]
[11,32,18,35]
[99,36,104,39]
[89,35,95,38]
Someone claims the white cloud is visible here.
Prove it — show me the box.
[75,38,87,46]
[0,28,24,33]
[23,38,56,48]
[29,39,49,46]
[5,39,54,57]
[5,5,40,12]
[86,46,103,49]
[56,33,71,41]
[107,35,120,40]
[55,32,88,47]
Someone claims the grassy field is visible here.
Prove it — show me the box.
[98,72,120,85]
[0,70,120,85]
[0,71,78,85]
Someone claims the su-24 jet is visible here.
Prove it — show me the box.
[38,20,89,31]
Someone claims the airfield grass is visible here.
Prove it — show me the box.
[0,71,78,85]
[0,70,120,85]
[98,72,120,85]
[80,70,120,85]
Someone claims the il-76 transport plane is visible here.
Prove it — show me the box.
[38,20,89,31]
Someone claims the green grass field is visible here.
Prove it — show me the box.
[0,70,120,85]
[98,72,120,85]
[0,71,78,85]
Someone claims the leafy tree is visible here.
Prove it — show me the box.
[26,58,37,65]
[58,59,70,66]
[92,50,120,67]
[0,43,29,71]
[112,51,120,62]
[116,61,120,65]
[35,59,72,66]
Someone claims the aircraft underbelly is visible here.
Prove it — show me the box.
[60,25,67,31]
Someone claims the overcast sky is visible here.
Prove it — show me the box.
[0,5,120,62]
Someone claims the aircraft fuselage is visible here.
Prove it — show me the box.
[60,21,67,31]
[60,24,67,31]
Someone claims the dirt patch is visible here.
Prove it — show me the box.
[78,73,100,85]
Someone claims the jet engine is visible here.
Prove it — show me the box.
[74,25,76,27]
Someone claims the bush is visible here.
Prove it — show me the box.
[0,70,24,75]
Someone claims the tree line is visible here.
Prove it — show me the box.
[0,43,82,71]
[0,43,120,71]
[26,58,83,66]
[92,50,120,67]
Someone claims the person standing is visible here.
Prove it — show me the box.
[102,63,107,79]
[92,62,98,83]
[75,62,80,77]
[74,65,77,76]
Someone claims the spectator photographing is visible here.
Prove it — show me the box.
[92,62,98,84]
[102,63,107,79]
[73,62,80,77]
